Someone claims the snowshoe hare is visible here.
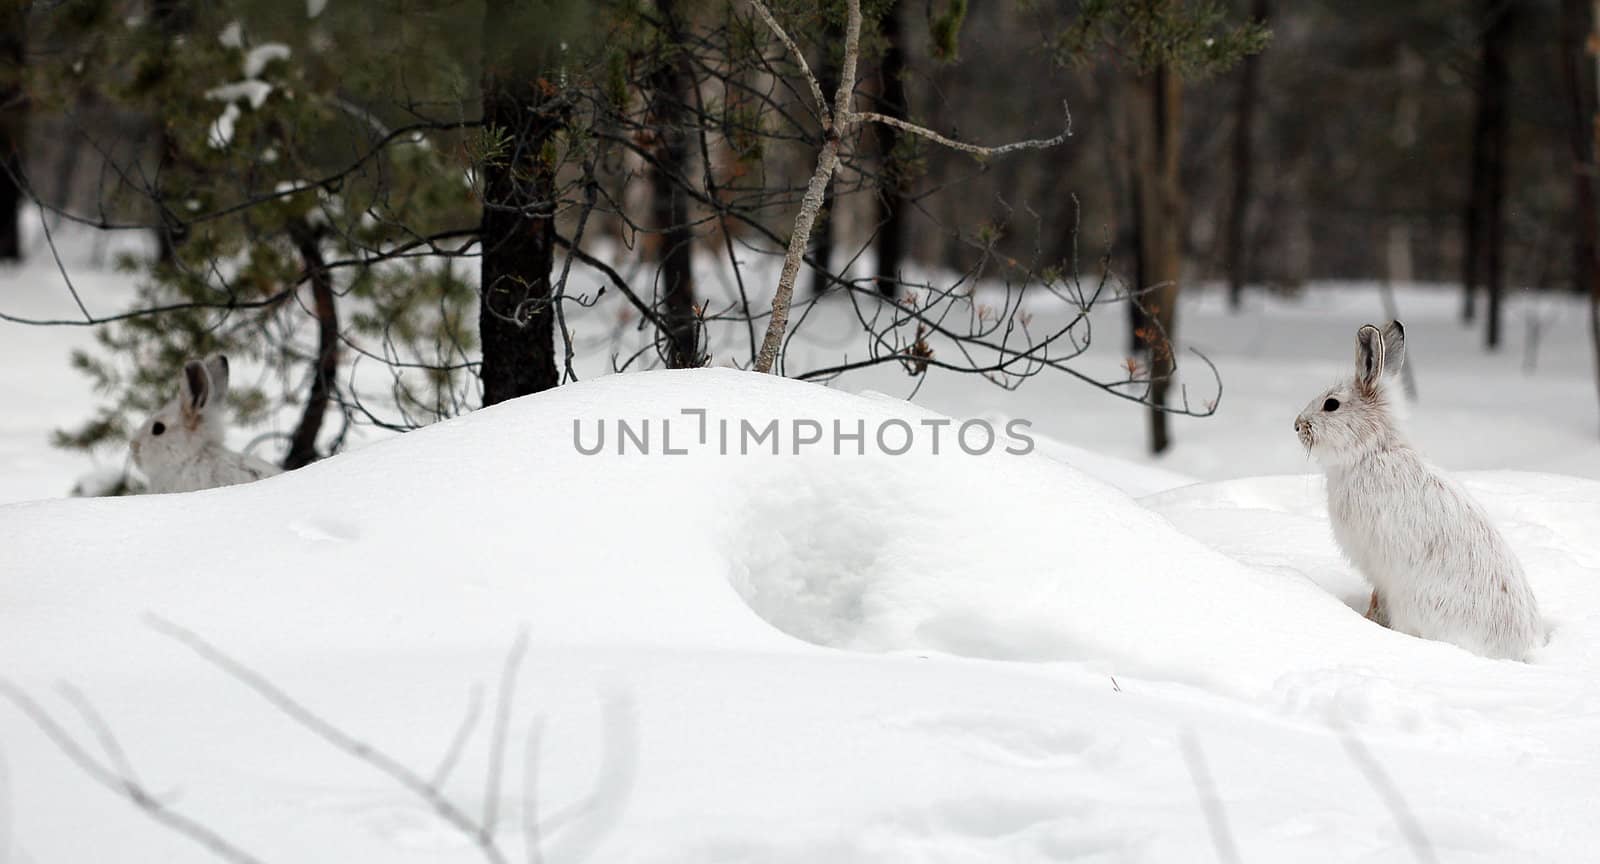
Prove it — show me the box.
[1294,321,1542,660]
[130,355,281,493]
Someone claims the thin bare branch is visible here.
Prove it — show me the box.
[1339,731,1440,864]
[1179,731,1242,864]
[853,99,1072,158]
[522,719,546,864]
[744,0,831,125]
[55,683,147,795]
[430,684,485,791]
[754,0,863,373]
[0,681,269,864]
[143,616,511,864]
[482,627,531,842]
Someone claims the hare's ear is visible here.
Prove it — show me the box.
[1355,324,1386,396]
[181,360,211,417]
[203,355,230,404]
[1380,320,1405,377]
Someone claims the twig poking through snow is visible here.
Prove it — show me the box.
[1179,731,1242,864]
[430,683,485,790]
[143,615,515,864]
[0,680,270,864]
[522,719,546,864]
[1339,731,1440,864]
[55,683,149,794]
[482,627,531,844]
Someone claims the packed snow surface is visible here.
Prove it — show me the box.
[4,369,1600,862]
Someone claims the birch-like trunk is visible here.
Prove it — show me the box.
[752,0,863,374]
[748,0,1068,374]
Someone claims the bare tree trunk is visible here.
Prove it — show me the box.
[1462,132,1484,324]
[1225,0,1267,312]
[748,0,1067,374]
[809,24,842,298]
[1140,66,1183,455]
[751,0,864,374]
[873,2,907,299]
[1126,88,1149,356]
[283,223,338,470]
[479,0,559,404]
[1463,0,1514,328]
[1592,1,1600,431]
[150,0,191,265]
[0,2,26,261]
[650,0,700,368]
[1482,0,1514,350]
[1568,0,1600,430]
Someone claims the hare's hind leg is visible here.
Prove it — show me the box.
[1365,589,1390,628]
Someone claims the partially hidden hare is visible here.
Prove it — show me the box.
[130,355,281,494]
[1294,321,1542,660]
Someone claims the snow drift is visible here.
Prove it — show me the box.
[4,369,1600,862]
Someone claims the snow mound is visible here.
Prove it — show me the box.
[6,369,1595,700]
[7,369,1600,862]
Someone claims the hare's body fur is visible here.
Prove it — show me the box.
[1325,447,1541,660]
[142,440,279,494]
[1295,321,1542,660]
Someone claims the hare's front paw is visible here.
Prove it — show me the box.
[1364,589,1390,628]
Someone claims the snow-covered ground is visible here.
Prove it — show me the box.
[5,226,1600,861]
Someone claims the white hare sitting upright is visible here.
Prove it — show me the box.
[1294,321,1542,660]
[130,355,281,494]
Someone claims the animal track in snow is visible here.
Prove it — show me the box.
[286,516,361,543]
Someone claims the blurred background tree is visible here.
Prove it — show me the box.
[1049,0,1269,453]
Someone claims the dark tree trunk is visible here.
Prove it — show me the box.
[0,2,26,261]
[1135,66,1183,455]
[1481,0,1514,349]
[650,0,700,368]
[150,0,191,265]
[1463,0,1515,328]
[1462,114,1485,324]
[479,0,560,406]
[283,222,339,470]
[1563,0,1600,430]
[52,122,83,216]
[1225,0,1268,311]
[873,3,907,299]
[1126,89,1149,356]
[1123,63,1181,452]
[809,27,841,297]
[1126,183,1149,354]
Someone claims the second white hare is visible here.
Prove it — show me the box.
[1294,321,1542,660]
[130,355,281,494]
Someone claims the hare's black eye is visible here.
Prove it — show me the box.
[151,421,166,436]
[1322,398,1340,412]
